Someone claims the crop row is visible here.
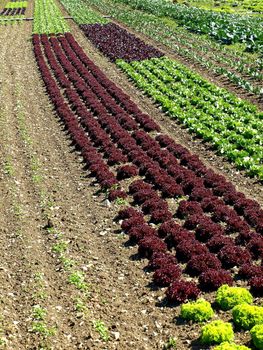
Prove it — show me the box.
[32,32,262,303]
[0,0,27,15]
[117,57,263,179]
[4,1,27,8]
[113,0,263,53]
[60,0,109,24]
[33,0,69,34]
[60,1,263,178]
[80,22,163,62]
[113,9,263,96]
[0,7,25,15]
[77,0,263,97]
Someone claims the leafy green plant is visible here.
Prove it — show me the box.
[200,320,234,344]
[180,298,214,322]
[93,320,110,341]
[74,298,87,313]
[163,337,177,349]
[116,56,263,180]
[232,304,263,330]
[30,321,57,337]
[52,241,68,255]
[68,271,88,291]
[250,324,263,350]
[60,0,109,24]
[216,285,253,310]
[112,0,263,52]
[115,197,129,206]
[32,305,47,321]
[33,0,70,34]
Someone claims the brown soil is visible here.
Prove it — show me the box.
[0,5,262,350]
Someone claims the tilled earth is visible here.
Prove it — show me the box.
[0,5,262,350]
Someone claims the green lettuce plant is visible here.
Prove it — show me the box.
[250,324,263,350]
[232,304,263,330]
[216,285,253,310]
[180,298,214,322]
[200,320,234,344]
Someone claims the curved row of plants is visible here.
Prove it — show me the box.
[70,0,263,98]
[33,0,69,34]
[32,1,262,346]
[76,21,263,180]
[112,0,263,53]
[33,30,262,303]
[117,57,263,179]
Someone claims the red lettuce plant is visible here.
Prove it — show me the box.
[138,236,167,258]
[218,245,251,268]
[166,280,200,303]
[80,23,163,62]
[249,277,263,296]
[199,269,233,291]
[148,252,177,270]
[186,253,222,276]
[153,264,182,287]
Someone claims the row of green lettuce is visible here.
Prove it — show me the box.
[111,0,263,53]
[117,57,263,179]
[179,285,263,349]
[33,0,69,34]
[61,0,263,98]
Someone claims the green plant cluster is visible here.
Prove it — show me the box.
[180,298,214,322]
[232,304,263,330]
[213,342,251,349]
[60,0,109,24]
[117,56,263,179]
[5,1,27,8]
[200,320,234,344]
[216,285,253,310]
[33,0,70,34]
[82,0,263,96]
[250,324,263,350]
[113,0,263,52]
[175,0,263,14]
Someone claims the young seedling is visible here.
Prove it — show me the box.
[115,197,129,206]
[68,271,88,291]
[52,241,68,255]
[32,306,47,321]
[60,257,76,271]
[163,337,177,349]
[93,320,110,342]
[30,321,56,337]
[3,158,14,176]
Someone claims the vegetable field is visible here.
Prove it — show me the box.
[0,0,262,348]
